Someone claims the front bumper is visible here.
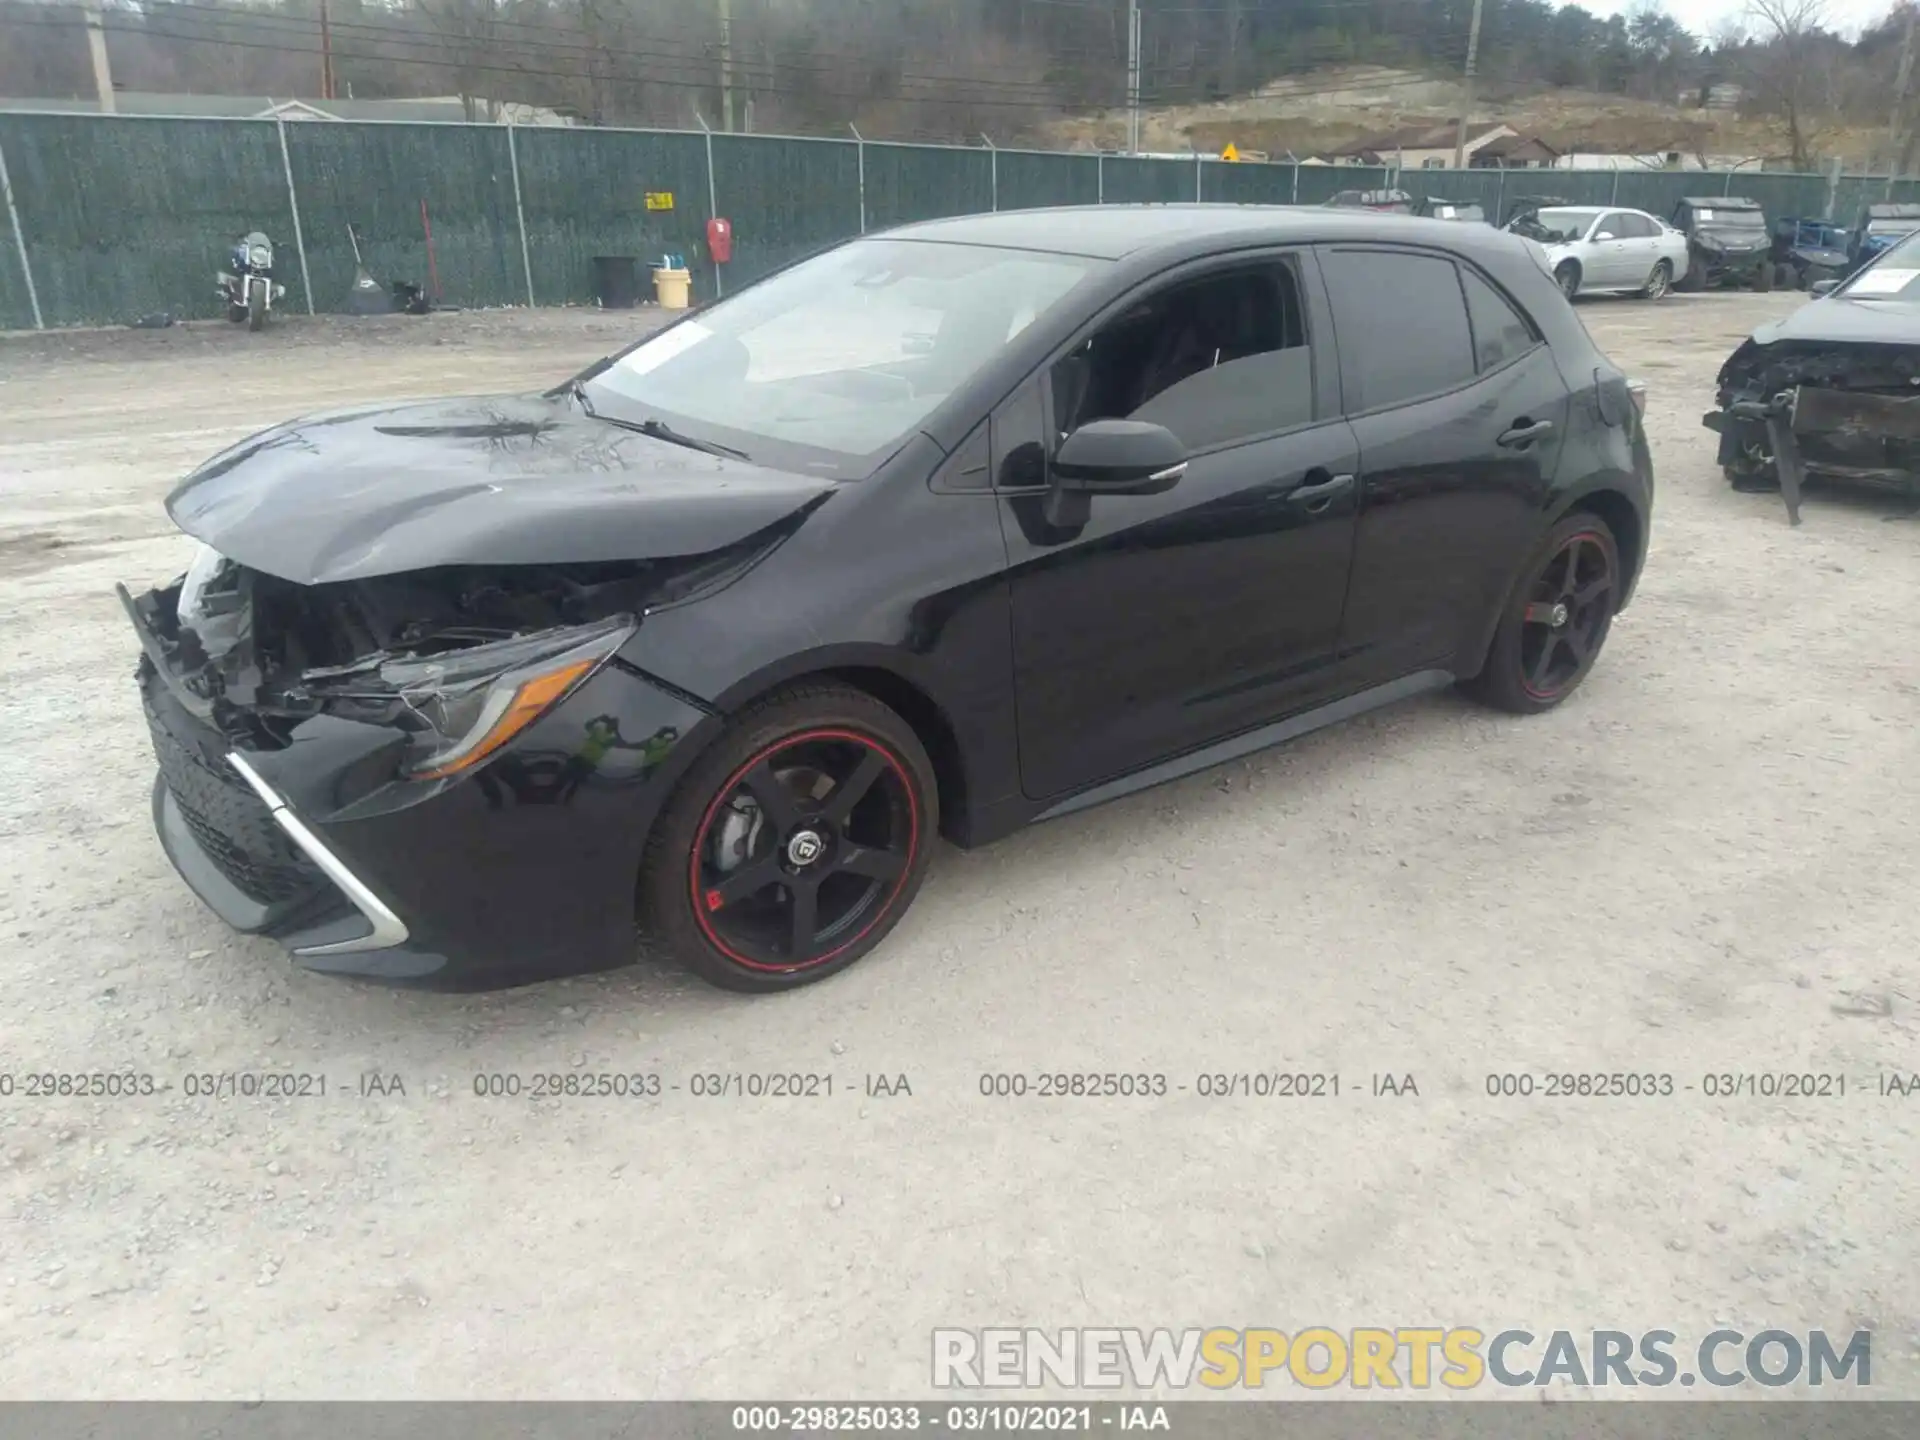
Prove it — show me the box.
[1703,385,1920,525]
[139,652,716,988]
[1693,247,1769,281]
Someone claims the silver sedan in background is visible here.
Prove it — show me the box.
[1512,206,1692,300]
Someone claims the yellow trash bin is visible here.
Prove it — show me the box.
[652,266,692,310]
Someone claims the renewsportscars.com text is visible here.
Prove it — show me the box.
[931,1327,1872,1390]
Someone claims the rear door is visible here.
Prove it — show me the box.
[1590,211,1637,286]
[1318,246,1571,681]
[1616,211,1662,285]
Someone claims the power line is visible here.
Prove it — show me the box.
[75,0,1455,99]
[0,2,1471,115]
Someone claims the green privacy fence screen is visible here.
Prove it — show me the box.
[6,108,1920,330]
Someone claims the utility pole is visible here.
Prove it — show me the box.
[1126,0,1141,154]
[717,0,737,133]
[319,0,336,101]
[83,0,115,114]
[1452,0,1485,170]
[1887,2,1916,196]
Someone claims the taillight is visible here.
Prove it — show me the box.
[1627,378,1648,416]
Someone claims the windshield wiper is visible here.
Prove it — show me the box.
[566,383,750,461]
[620,415,751,462]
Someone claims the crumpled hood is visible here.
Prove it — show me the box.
[166,392,838,585]
[1748,295,1920,348]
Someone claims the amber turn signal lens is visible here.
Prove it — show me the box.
[411,657,598,780]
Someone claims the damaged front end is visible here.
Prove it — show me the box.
[123,543,755,973]
[1704,337,1920,525]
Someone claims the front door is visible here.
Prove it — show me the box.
[997,253,1363,801]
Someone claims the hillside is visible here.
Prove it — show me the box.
[1039,65,1888,168]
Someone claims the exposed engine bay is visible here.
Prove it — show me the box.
[123,541,755,754]
[1706,337,1920,523]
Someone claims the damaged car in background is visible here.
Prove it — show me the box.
[123,206,1653,994]
[1704,226,1920,523]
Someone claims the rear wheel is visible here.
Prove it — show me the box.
[1462,513,1621,715]
[637,684,937,993]
[1554,260,1581,299]
[1639,259,1673,299]
[1754,260,1775,292]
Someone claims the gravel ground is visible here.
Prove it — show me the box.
[0,295,1916,1401]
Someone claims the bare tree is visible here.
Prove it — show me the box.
[1744,0,1832,168]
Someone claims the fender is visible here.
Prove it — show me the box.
[1461,478,1648,678]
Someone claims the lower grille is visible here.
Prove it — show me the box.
[142,681,327,907]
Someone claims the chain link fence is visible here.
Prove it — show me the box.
[4,109,1918,330]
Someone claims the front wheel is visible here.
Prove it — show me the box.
[246,276,267,331]
[1554,261,1581,300]
[1754,261,1775,293]
[1462,513,1621,715]
[1639,259,1673,299]
[637,683,938,993]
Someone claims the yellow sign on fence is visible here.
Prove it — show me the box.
[1220,143,1240,162]
[644,191,675,211]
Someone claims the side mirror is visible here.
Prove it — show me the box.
[1593,231,1616,242]
[1811,278,1840,298]
[1051,419,1187,495]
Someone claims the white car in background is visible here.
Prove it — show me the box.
[1508,205,1692,300]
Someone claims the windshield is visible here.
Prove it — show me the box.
[1695,206,1765,229]
[584,239,1106,478]
[1530,208,1600,240]
[1838,228,1920,299]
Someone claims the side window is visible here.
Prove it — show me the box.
[1459,268,1540,374]
[1621,213,1656,239]
[1319,248,1475,411]
[1045,261,1313,454]
[1595,211,1629,239]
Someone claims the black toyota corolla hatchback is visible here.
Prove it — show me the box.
[123,206,1653,993]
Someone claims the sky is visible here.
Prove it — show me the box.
[1577,0,1898,40]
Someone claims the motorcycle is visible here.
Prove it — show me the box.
[216,230,287,332]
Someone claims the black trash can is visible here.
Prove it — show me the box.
[592,255,640,310]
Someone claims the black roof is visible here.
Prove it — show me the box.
[880,203,1514,262]
[1682,195,1760,208]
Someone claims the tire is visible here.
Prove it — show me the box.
[1754,261,1774,293]
[1461,512,1621,716]
[1639,259,1672,300]
[226,304,248,324]
[1554,260,1581,300]
[247,277,267,331]
[636,683,938,993]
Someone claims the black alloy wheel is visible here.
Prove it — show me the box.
[1462,513,1621,715]
[1555,261,1581,299]
[638,683,937,992]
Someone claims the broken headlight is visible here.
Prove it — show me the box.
[378,615,636,779]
